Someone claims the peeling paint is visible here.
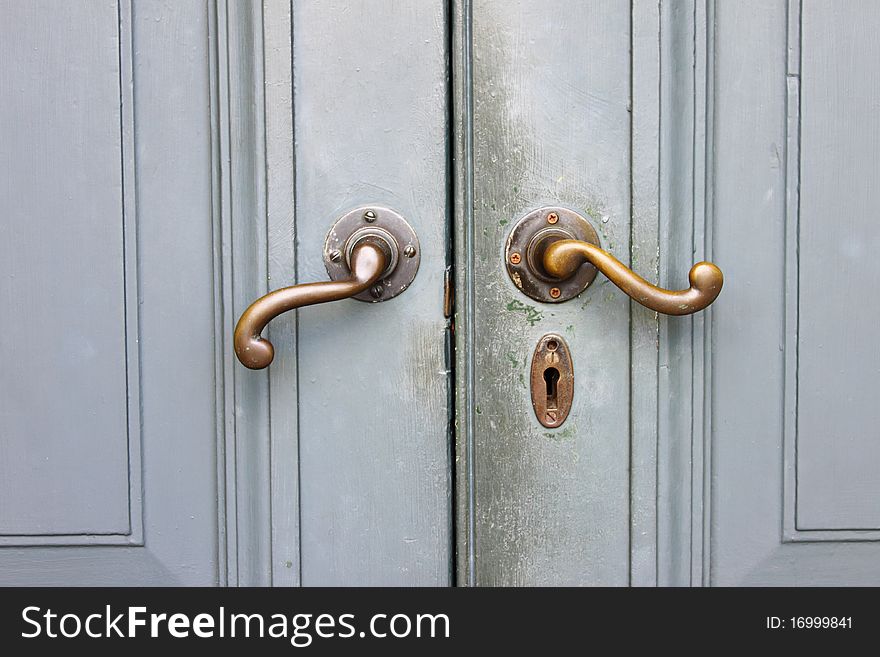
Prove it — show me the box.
[541,425,577,441]
[505,299,543,325]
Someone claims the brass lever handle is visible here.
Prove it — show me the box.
[505,207,723,313]
[234,206,421,370]
[543,239,723,315]
[234,241,386,369]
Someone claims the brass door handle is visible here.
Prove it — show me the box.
[235,241,386,369]
[543,240,722,315]
[506,207,723,313]
[234,207,420,369]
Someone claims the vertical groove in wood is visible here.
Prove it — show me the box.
[655,0,704,587]
[208,0,231,586]
[452,0,477,588]
[118,0,144,547]
[694,0,715,587]
[263,0,300,586]
[216,0,275,586]
[214,0,240,586]
[781,0,801,544]
[630,0,661,588]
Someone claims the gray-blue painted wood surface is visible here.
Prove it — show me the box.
[4,0,878,587]
[708,0,880,584]
[1,0,219,584]
[455,0,880,586]
[455,0,633,586]
[0,0,451,586]
[291,0,451,585]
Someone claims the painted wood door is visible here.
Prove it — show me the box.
[5,0,877,589]
[453,0,880,585]
[0,1,451,586]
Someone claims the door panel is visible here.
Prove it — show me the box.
[0,1,219,584]
[6,0,876,589]
[709,0,880,584]
[457,0,633,586]
[0,0,452,587]
[456,0,880,586]
[0,1,133,537]
[795,1,880,530]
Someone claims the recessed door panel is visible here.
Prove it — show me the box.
[0,0,132,538]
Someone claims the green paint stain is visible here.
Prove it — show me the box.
[499,218,508,226]
[506,299,543,326]
[542,426,576,441]
[505,352,527,389]
[475,405,482,415]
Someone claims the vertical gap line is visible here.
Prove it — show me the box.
[653,0,663,587]
[701,0,716,586]
[290,0,304,587]
[445,0,458,588]
[627,0,635,588]
[256,0,273,586]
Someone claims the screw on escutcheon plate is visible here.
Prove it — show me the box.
[509,252,522,265]
[363,210,377,223]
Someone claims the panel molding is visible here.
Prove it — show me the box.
[452,0,476,588]
[630,0,662,587]
[781,0,880,543]
[213,0,300,585]
[0,0,143,549]
[655,0,716,586]
[1,0,224,584]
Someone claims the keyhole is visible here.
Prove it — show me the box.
[544,367,560,409]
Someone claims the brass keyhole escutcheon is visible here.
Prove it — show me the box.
[530,334,574,429]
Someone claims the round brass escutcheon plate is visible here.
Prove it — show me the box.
[324,206,420,302]
[505,207,601,303]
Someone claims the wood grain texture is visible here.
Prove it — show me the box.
[463,0,632,585]
[0,0,220,585]
[222,0,273,587]
[293,0,451,585]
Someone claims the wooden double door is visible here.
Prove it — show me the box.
[2,0,878,586]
